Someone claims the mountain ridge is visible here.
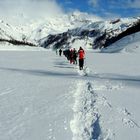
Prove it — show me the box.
[39,16,140,51]
[0,14,140,52]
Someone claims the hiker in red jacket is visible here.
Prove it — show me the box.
[78,47,85,70]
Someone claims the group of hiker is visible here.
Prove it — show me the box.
[57,47,85,70]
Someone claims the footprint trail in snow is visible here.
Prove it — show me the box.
[70,79,140,140]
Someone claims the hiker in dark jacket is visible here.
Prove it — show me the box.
[59,49,62,56]
[69,49,74,64]
[73,48,78,64]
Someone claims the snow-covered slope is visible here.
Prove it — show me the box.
[101,32,140,53]
[0,19,36,47]
[0,20,24,41]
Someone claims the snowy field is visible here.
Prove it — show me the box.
[0,45,140,140]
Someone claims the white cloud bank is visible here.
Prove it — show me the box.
[0,0,64,22]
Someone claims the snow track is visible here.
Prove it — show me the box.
[70,81,113,140]
[70,81,100,140]
[70,78,140,140]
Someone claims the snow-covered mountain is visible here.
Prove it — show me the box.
[0,13,140,52]
[39,16,140,52]
[0,11,101,46]
[28,11,101,42]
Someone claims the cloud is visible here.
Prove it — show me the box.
[88,0,140,18]
[88,0,140,9]
[101,11,121,20]
[127,0,140,8]
[64,0,72,5]
[0,0,64,21]
[88,0,98,7]
[107,0,140,9]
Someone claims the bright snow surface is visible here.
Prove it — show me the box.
[0,43,140,140]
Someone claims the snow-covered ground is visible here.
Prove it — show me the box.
[0,42,140,140]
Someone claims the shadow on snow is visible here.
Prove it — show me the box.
[0,67,77,78]
[91,115,101,140]
[0,67,140,86]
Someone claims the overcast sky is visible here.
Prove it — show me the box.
[0,0,140,22]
